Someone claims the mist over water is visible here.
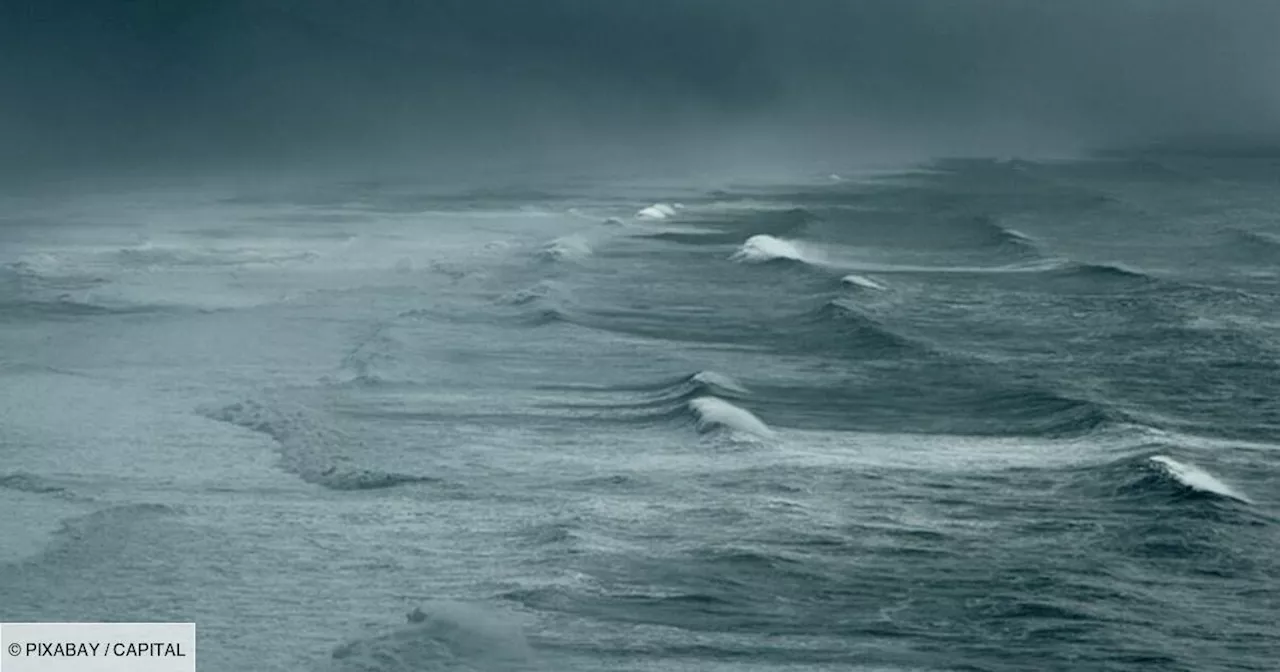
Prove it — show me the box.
[3,3,1280,672]
[4,0,1280,183]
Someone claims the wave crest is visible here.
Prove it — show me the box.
[636,203,679,220]
[1147,455,1252,503]
[731,235,810,264]
[688,397,774,438]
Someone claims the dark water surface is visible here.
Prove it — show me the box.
[2,150,1277,671]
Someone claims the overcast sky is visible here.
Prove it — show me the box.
[4,1,1279,180]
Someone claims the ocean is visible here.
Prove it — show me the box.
[1,148,1277,671]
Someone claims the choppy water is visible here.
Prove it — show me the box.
[2,150,1278,671]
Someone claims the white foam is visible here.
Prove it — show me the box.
[731,234,807,263]
[1149,455,1252,503]
[539,235,592,261]
[688,397,774,438]
[841,274,887,290]
[636,203,678,220]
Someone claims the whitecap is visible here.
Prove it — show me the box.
[538,235,592,262]
[731,234,806,263]
[636,203,678,220]
[1148,455,1252,503]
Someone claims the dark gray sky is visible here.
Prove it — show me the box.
[4,1,1280,181]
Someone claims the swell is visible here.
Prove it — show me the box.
[969,386,1129,438]
[494,280,576,327]
[798,299,927,356]
[199,399,437,490]
[716,373,1130,437]
[957,214,1043,258]
[0,472,68,495]
[1226,228,1280,260]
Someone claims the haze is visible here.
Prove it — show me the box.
[4,0,1280,184]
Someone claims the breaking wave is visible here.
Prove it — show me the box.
[537,235,593,262]
[687,397,774,438]
[635,203,679,220]
[731,235,813,264]
[535,371,773,438]
[1146,455,1252,503]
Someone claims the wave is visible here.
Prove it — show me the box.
[115,244,320,268]
[495,281,575,326]
[834,257,1160,286]
[971,386,1126,438]
[330,602,534,672]
[962,214,1043,256]
[0,295,174,320]
[535,371,772,438]
[641,207,818,246]
[200,399,436,490]
[731,235,812,264]
[801,299,922,354]
[1226,228,1280,259]
[1053,260,1155,283]
[337,325,406,385]
[688,397,774,438]
[537,234,593,262]
[0,472,67,495]
[1146,455,1253,504]
[840,274,887,291]
[635,203,679,220]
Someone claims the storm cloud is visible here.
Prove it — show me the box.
[4,1,1280,180]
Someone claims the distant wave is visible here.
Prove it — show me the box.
[200,399,437,490]
[115,244,320,268]
[640,208,817,246]
[834,257,1160,286]
[0,472,67,495]
[0,296,170,320]
[1052,260,1155,283]
[961,214,1043,257]
[636,203,679,220]
[1226,228,1280,258]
